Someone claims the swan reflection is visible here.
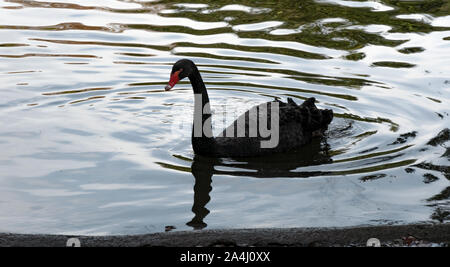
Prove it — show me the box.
[186,138,331,229]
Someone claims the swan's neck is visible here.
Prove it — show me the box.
[189,66,215,155]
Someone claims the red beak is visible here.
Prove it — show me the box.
[165,70,181,91]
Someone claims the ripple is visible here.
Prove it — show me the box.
[43,87,113,96]
[397,14,434,24]
[0,42,29,47]
[232,21,284,32]
[217,4,271,14]
[0,53,100,58]
[316,0,395,12]
[398,47,425,54]
[371,61,416,68]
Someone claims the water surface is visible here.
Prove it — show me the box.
[0,0,449,235]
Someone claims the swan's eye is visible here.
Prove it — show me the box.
[178,68,184,77]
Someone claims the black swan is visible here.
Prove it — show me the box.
[165,59,333,157]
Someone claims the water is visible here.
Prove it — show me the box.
[0,0,449,235]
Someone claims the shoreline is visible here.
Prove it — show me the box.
[1,223,449,247]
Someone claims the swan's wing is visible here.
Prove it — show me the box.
[212,98,333,157]
[278,97,333,131]
[217,97,332,138]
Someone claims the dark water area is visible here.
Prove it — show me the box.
[0,0,449,235]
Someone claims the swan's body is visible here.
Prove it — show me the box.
[165,59,333,158]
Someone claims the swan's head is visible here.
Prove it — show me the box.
[165,59,194,91]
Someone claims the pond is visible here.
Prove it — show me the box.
[0,0,449,235]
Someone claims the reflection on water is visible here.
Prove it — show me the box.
[187,139,331,229]
[188,156,213,230]
[0,0,449,234]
